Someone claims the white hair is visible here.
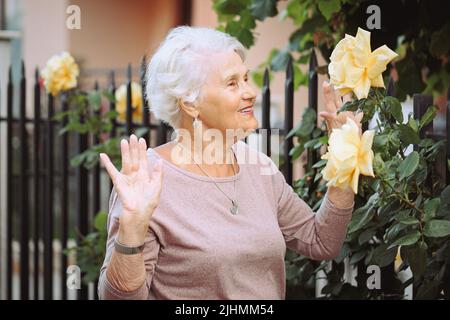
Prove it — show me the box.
[145,26,246,129]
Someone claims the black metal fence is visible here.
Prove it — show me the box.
[0,50,449,300]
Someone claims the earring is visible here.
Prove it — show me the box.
[193,115,202,129]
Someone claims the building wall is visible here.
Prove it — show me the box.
[68,0,180,72]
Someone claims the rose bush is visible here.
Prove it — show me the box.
[286,28,450,299]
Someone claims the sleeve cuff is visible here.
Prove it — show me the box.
[323,192,355,215]
[98,271,148,300]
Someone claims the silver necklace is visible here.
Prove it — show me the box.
[176,142,239,215]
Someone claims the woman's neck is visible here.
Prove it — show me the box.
[172,133,239,177]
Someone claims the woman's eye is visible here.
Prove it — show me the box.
[228,81,237,87]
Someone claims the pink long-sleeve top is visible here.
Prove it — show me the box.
[98,140,354,300]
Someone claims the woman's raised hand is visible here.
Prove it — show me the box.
[319,81,364,136]
[99,134,163,246]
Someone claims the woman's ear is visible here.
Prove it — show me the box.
[178,98,198,119]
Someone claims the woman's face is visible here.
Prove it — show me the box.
[195,50,258,138]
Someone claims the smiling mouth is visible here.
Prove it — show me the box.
[238,105,254,115]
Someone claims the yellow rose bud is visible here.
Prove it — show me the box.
[115,82,143,122]
[321,117,375,194]
[328,27,398,99]
[41,52,79,96]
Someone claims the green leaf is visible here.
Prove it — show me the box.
[408,116,419,132]
[70,153,87,167]
[388,230,421,249]
[349,250,366,264]
[293,63,308,90]
[313,172,322,183]
[312,159,327,169]
[334,243,350,264]
[358,227,377,245]
[240,9,256,29]
[317,0,341,20]
[289,143,305,159]
[424,198,441,222]
[419,105,438,129]
[270,49,291,72]
[423,219,450,238]
[372,244,398,268]
[286,108,316,139]
[251,69,273,88]
[285,0,308,26]
[213,0,247,15]
[304,138,319,149]
[398,151,419,180]
[415,280,440,299]
[88,91,102,111]
[225,20,255,48]
[250,0,278,21]
[384,222,408,242]
[384,96,403,123]
[94,212,108,232]
[440,185,450,204]
[288,15,325,51]
[338,100,359,113]
[348,193,379,233]
[399,124,420,145]
[394,209,419,225]
[430,21,450,58]
[402,241,428,279]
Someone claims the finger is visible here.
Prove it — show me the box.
[342,93,352,104]
[318,112,334,134]
[319,111,332,120]
[121,139,131,174]
[138,137,148,171]
[323,81,337,113]
[130,134,139,171]
[334,89,344,109]
[100,153,119,183]
[356,111,364,123]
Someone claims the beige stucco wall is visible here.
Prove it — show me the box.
[68,0,181,88]
[21,0,182,99]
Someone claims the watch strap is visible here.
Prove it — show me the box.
[114,237,145,255]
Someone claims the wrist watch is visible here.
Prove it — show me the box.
[114,237,145,255]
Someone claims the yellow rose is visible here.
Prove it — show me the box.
[328,27,398,99]
[41,52,79,96]
[115,82,143,122]
[321,117,375,194]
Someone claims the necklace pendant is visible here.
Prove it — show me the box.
[230,200,238,215]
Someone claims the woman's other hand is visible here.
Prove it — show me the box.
[100,134,163,246]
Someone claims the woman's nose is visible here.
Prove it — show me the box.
[242,82,257,101]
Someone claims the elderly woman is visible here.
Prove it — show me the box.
[98,26,360,300]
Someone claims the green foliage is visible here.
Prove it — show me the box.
[55,88,125,285]
[54,89,130,170]
[281,85,450,299]
[213,0,450,100]
[64,212,108,285]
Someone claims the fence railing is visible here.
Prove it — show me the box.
[0,49,449,300]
